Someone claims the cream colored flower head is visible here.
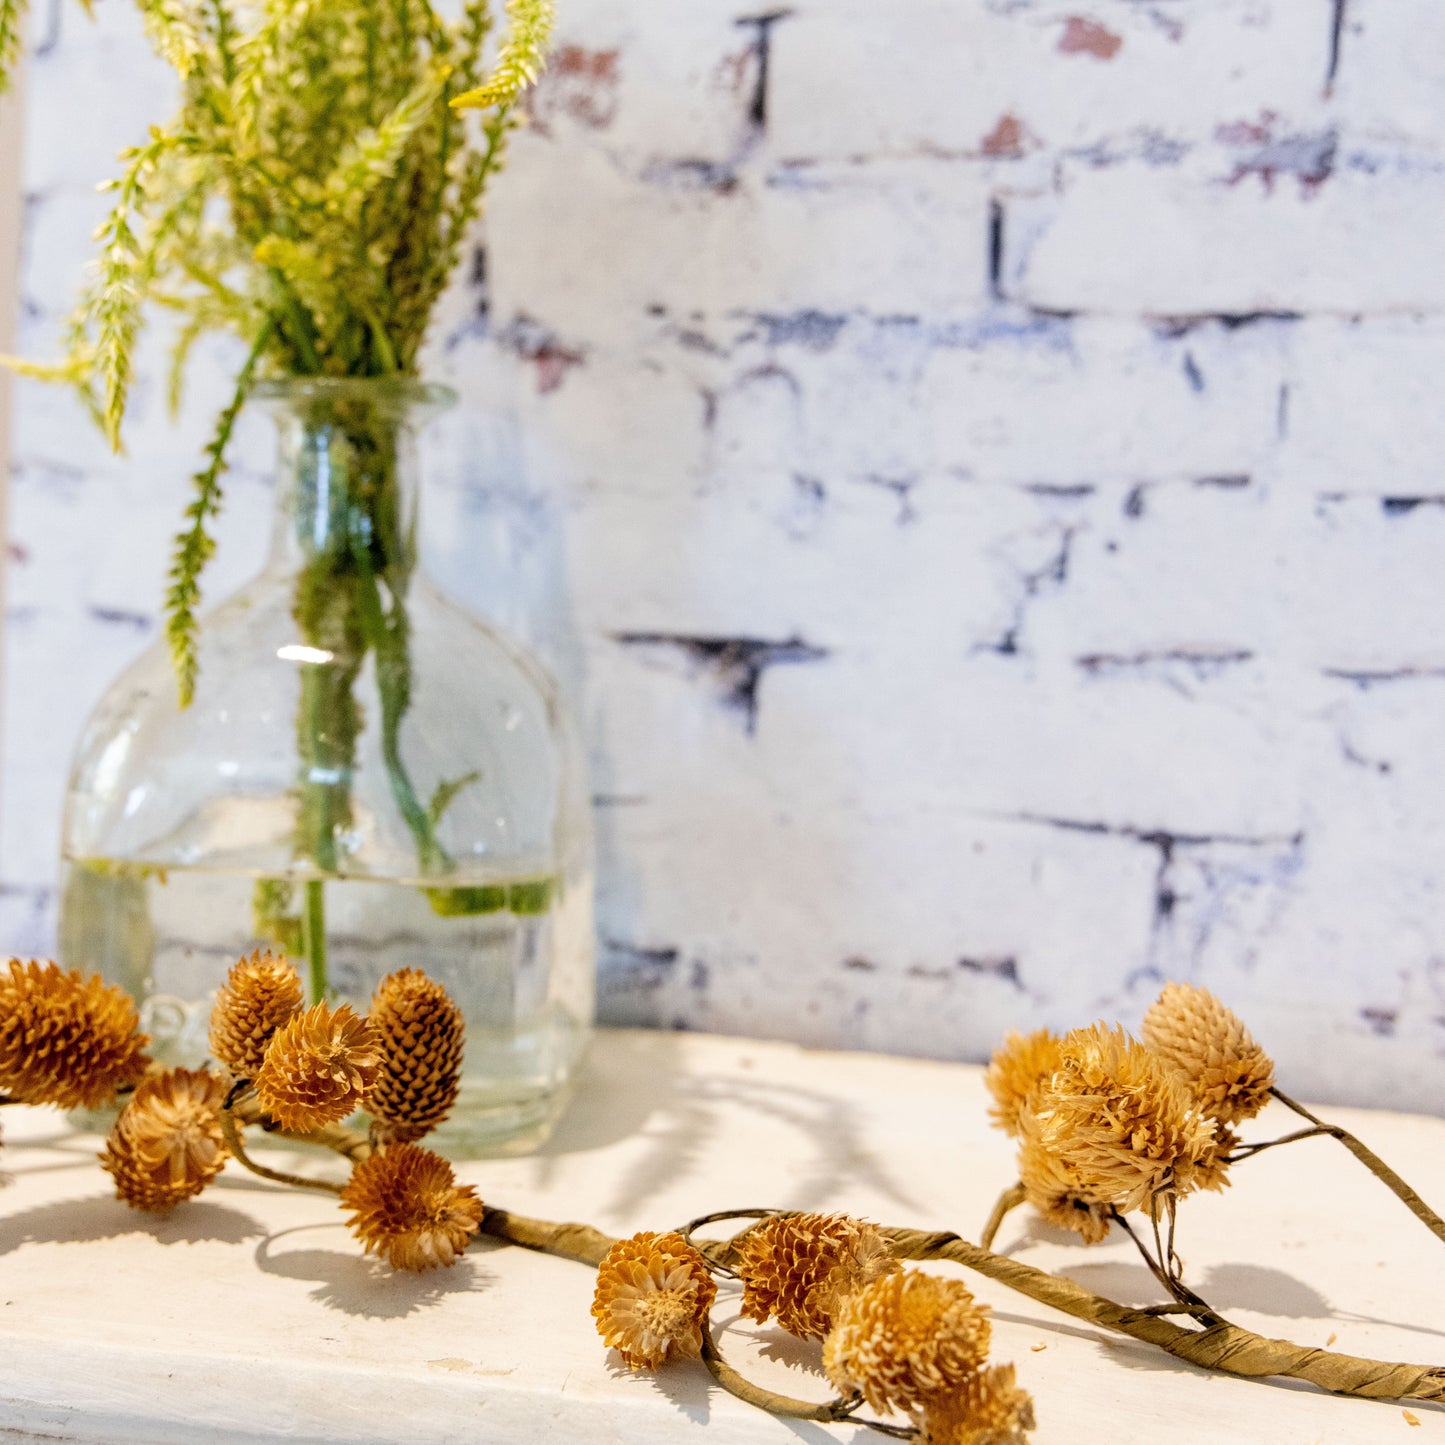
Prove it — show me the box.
[101,1067,228,1213]
[1141,981,1275,1125]
[592,1231,718,1370]
[1016,1108,1113,1244]
[736,1212,900,1340]
[1035,1023,1216,1215]
[915,1363,1037,1445]
[823,1269,992,1415]
[253,1001,379,1132]
[340,1143,484,1271]
[985,1029,1062,1138]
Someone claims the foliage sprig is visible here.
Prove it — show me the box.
[0,0,551,699]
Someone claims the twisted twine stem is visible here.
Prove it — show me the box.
[1266,1088,1445,1245]
[217,1120,1445,1408]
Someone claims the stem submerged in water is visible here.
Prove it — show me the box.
[301,878,328,1004]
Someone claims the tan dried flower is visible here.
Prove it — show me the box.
[985,1029,1063,1137]
[915,1363,1037,1445]
[592,1231,718,1370]
[340,1142,484,1271]
[1142,981,1275,1125]
[736,1212,900,1340]
[822,1269,992,1415]
[1035,1023,1217,1215]
[363,969,464,1144]
[253,1001,379,1132]
[100,1067,228,1213]
[0,958,149,1109]
[208,949,304,1077]
[1016,1109,1113,1244]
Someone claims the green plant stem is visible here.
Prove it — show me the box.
[302,878,328,1004]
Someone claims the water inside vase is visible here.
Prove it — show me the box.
[59,841,593,1157]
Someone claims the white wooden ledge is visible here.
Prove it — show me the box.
[0,1029,1442,1443]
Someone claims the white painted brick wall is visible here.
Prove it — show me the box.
[7,0,1445,1112]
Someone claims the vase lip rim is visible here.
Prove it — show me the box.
[253,376,458,410]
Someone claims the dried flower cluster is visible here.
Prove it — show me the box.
[253,1001,380,1133]
[915,1364,1037,1445]
[987,983,1276,1243]
[592,1232,718,1370]
[736,1212,900,1339]
[101,1068,229,1213]
[364,969,465,1143]
[340,1142,484,1271]
[824,1270,1033,1443]
[0,958,149,1110]
[984,1028,1062,1139]
[209,950,304,1077]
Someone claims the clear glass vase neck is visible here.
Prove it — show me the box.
[256,377,456,570]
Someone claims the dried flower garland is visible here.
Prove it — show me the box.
[4,957,1445,1438]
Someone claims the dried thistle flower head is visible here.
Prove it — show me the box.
[592,1231,718,1370]
[1016,1109,1113,1245]
[253,1001,379,1132]
[736,1212,900,1340]
[985,1029,1063,1137]
[0,958,149,1109]
[1142,981,1275,1125]
[340,1143,484,1271]
[915,1363,1037,1445]
[208,950,304,1077]
[822,1269,992,1415]
[100,1067,228,1213]
[1036,1023,1217,1215]
[363,969,464,1144]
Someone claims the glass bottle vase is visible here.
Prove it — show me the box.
[57,378,595,1156]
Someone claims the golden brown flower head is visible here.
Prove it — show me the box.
[1016,1109,1113,1244]
[208,950,304,1077]
[1035,1023,1217,1215]
[736,1212,900,1340]
[985,1029,1063,1138]
[822,1269,992,1415]
[363,969,464,1144]
[340,1142,484,1271]
[1141,981,1275,1125]
[0,958,149,1109]
[915,1363,1037,1445]
[100,1067,228,1213]
[253,1001,379,1132]
[592,1231,718,1370]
